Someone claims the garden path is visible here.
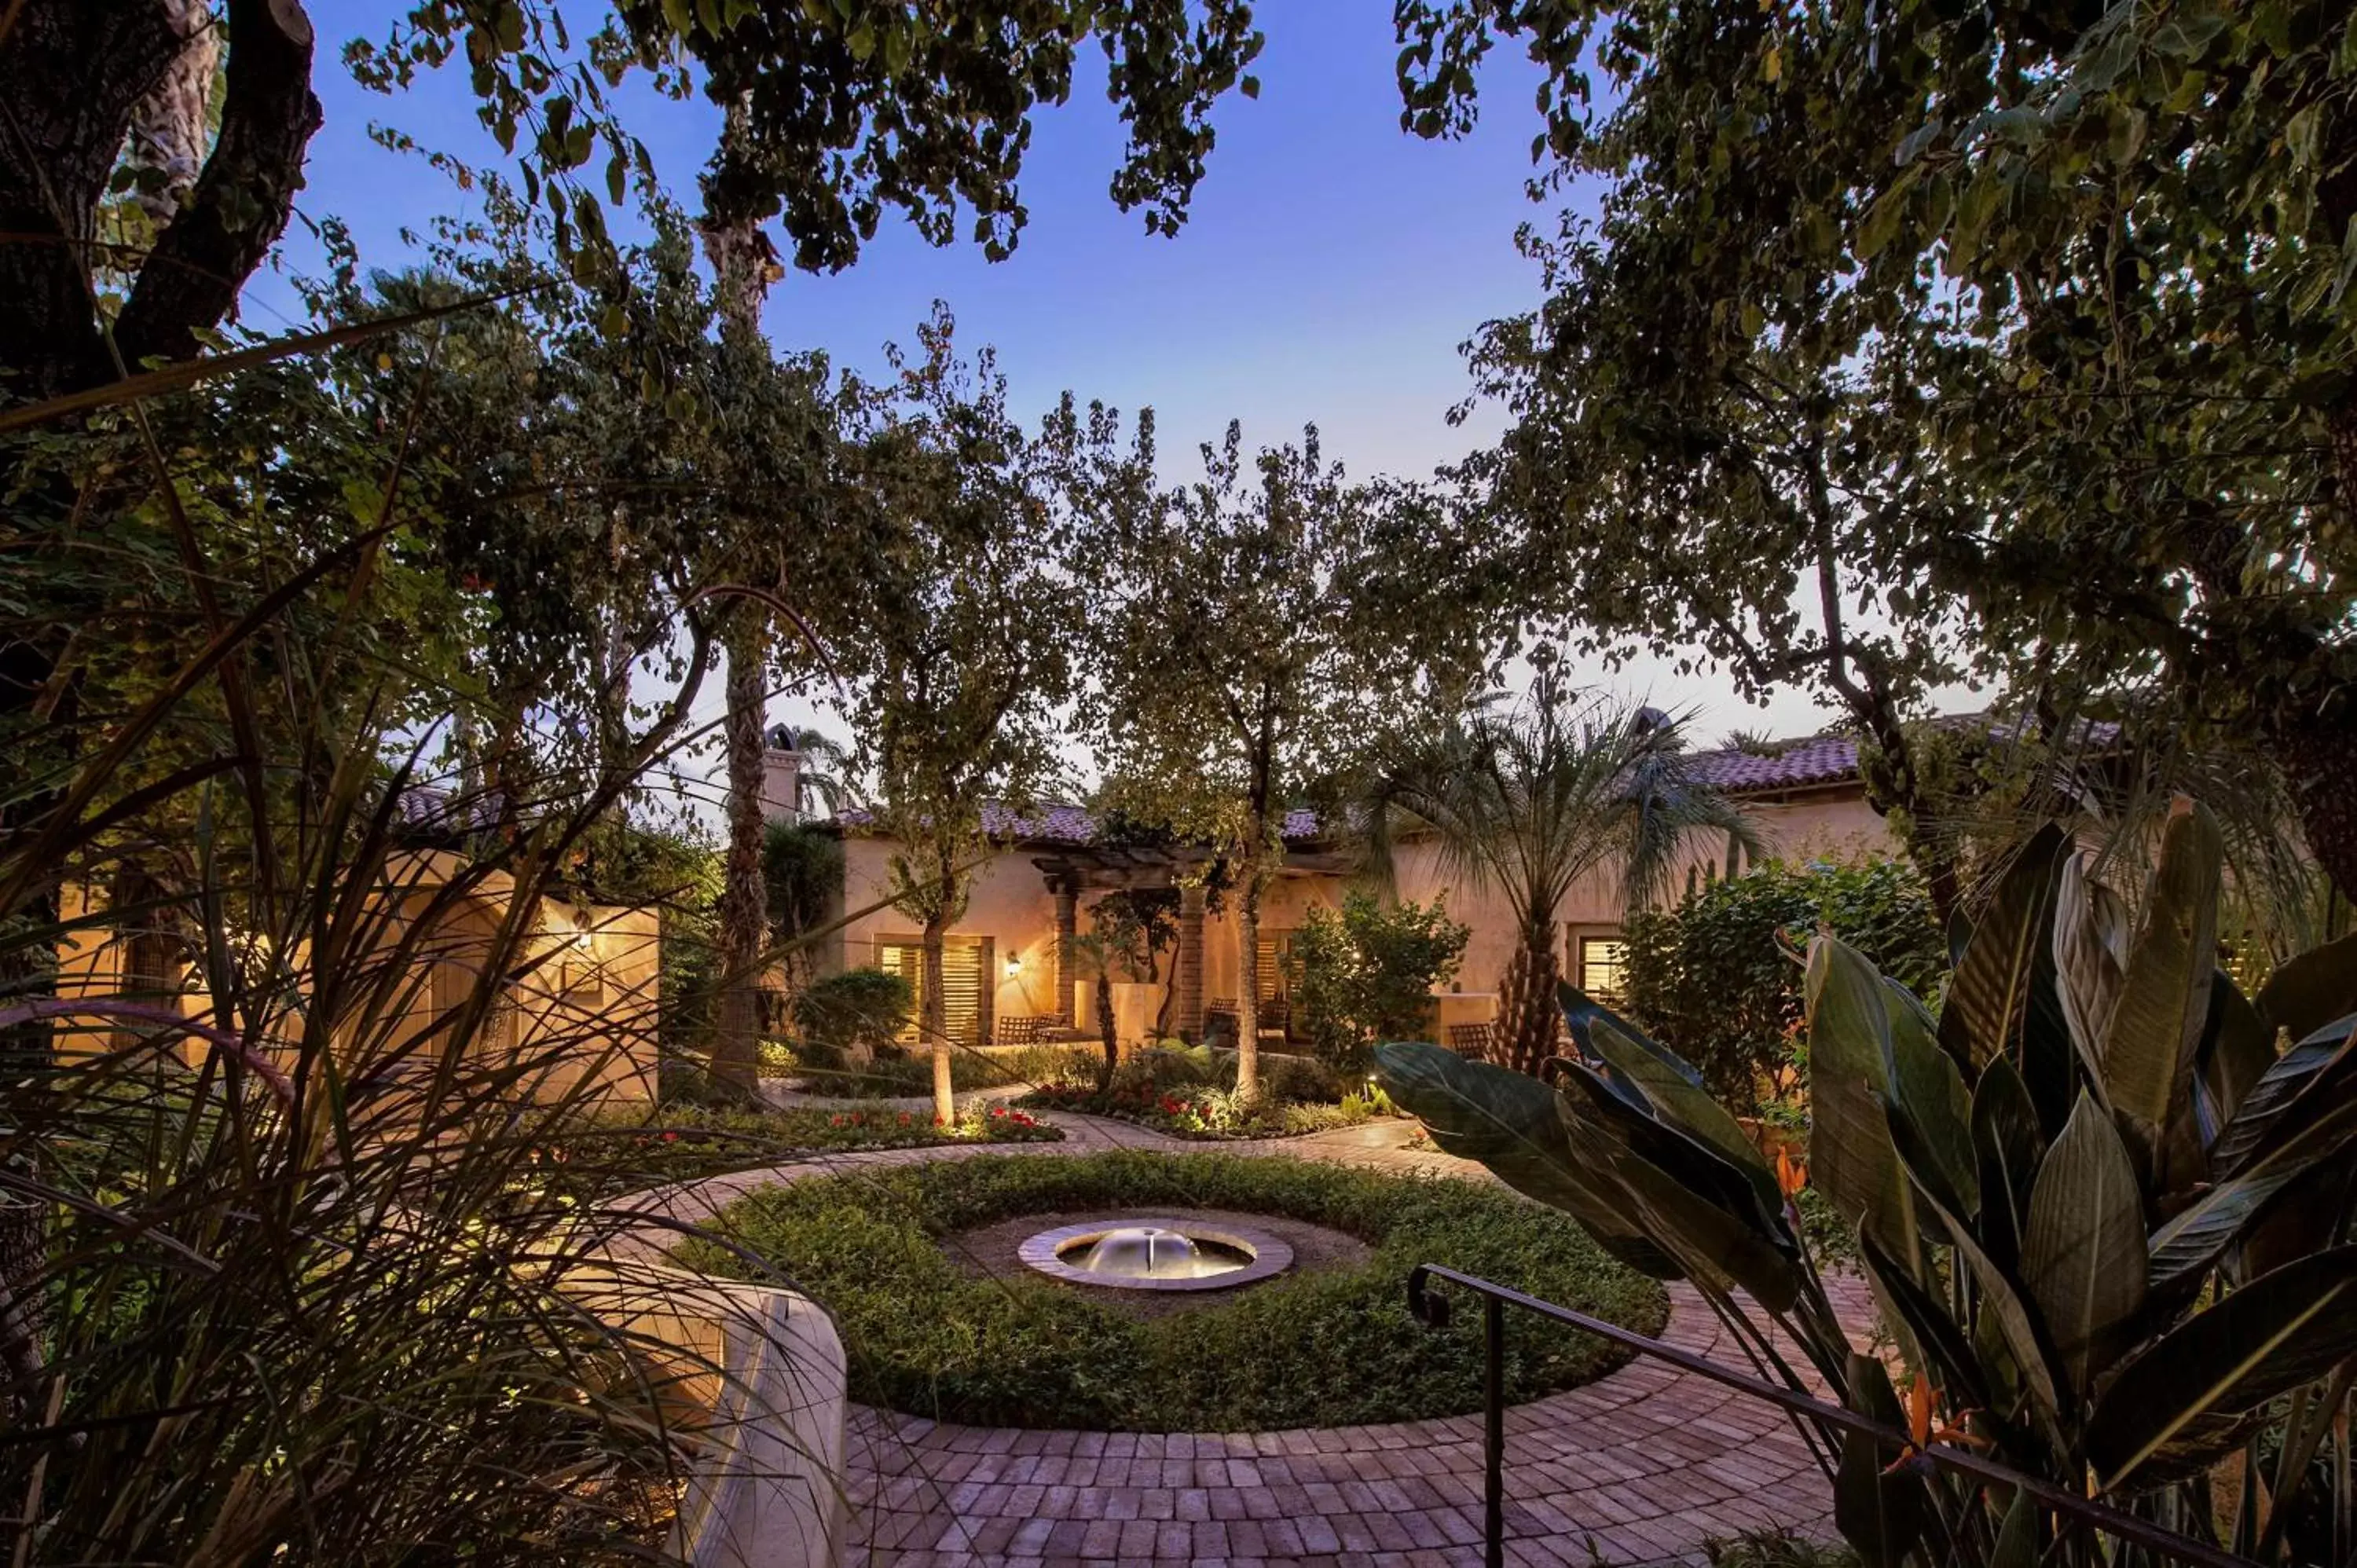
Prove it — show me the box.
[623,1113,1875,1567]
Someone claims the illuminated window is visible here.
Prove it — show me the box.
[1578,936,1627,1006]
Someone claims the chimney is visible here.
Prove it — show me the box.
[760,725,802,823]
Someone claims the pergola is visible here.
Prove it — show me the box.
[1028,840,1354,1040]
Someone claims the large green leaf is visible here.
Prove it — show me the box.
[2209,1013,2357,1180]
[1372,1041,1677,1277]
[1859,1231,1995,1418]
[1561,981,1777,1202]
[1913,1176,2066,1434]
[1971,1052,2045,1272]
[1940,823,2069,1078]
[2195,974,2276,1144]
[2100,800,2220,1136]
[2018,1092,2148,1392]
[1834,1354,1927,1568]
[2146,1097,2357,1293]
[2256,928,2357,1044]
[2085,1244,2357,1490]
[1884,976,1980,1218]
[1806,935,1917,1258]
[1556,1058,1796,1255]
[2052,851,2128,1086]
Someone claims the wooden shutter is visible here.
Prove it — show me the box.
[878,936,991,1047]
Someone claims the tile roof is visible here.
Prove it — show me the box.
[833,802,1326,847]
[1685,734,1862,794]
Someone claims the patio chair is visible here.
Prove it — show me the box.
[995,1016,1044,1048]
[1446,1021,1495,1061]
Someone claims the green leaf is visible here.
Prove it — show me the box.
[1806,936,1917,1258]
[1971,1052,2044,1272]
[1915,1178,2066,1434]
[2146,1098,2357,1292]
[2196,973,2277,1144]
[1859,1231,1993,1416]
[2051,851,2127,1087]
[2086,1244,2357,1490]
[1835,1354,1927,1568]
[2256,928,2357,1044]
[2100,800,2220,1134]
[1372,1041,1677,1277]
[1991,1489,2040,1568]
[2210,1013,2357,1179]
[1563,981,1773,1191]
[1940,825,2070,1130]
[1884,976,1979,1218]
[2018,1092,2147,1392]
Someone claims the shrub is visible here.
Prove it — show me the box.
[777,1042,1098,1097]
[676,1150,1666,1431]
[789,967,915,1064]
[1618,858,1942,1113]
[1289,892,1468,1072]
[536,1101,1060,1198]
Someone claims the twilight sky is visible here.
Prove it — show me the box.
[254,3,1948,810]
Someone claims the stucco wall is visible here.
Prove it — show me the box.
[831,785,1900,1033]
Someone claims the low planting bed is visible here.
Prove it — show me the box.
[1015,1079,1385,1139]
[673,1150,1666,1432]
[534,1102,1059,1196]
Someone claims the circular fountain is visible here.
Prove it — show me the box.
[1018,1217,1295,1293]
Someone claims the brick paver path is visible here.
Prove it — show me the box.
[624,1113,1875,1566]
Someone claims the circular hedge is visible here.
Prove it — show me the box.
[674,1150,1669,1432]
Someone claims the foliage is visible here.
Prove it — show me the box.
[1395,0,2357,897]
[1365,670,1758,1075]
[775,1042,1098,1097]
[1380,806,2357,1567]
[1703,1530,1860,1568]
[1289,892,1468,1072]
[761,819,843,973]
[1621,859,1944,1114]
[533,1099,1058,1197]
[788,967,915,1065]
[1069,413,1494,1098]
[675,1150,1665,1431]
[1017,1045,1364,1137]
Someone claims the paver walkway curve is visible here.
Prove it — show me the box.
[621,1111,1875,1566]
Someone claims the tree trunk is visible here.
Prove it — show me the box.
[1501,921,1563,1077]
[922,909,952,1126]
[2273,715,2357,904]
[708,608,768,1094]
[1234,867,1262,1103]
[1095,965,1120,1091]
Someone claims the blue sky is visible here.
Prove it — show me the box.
[258,3,1915,806]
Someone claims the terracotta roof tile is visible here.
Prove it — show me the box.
[1684,735,1861,794]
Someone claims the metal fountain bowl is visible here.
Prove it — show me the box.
[1016,1217,1295,1293]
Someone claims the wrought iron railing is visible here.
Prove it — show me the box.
[1406,1263,2256,1568]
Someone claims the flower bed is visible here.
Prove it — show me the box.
[673,1150,1667,1431]
[1015,1079,1385,1140]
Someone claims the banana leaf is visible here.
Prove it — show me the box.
[2194,973,2277,1148]
[2209,1013,2357,1181]
[2018,1092,2148,1394]
[2146,1097,2357,1294]
[1915,1176,2067,1438]
[1555,1057,1796,1255]
[1835,1354,1928,1568]
[1559,980,1778,1204]
[2054,851,2128,1087]
[2100,800,2220,1139]
[1991,1489,2040,1568]
[2256,927,2357,1043]
[1859,1229,1996,1419]
[1372,1041,1681,1277]
[1971,1053,2045,1273]
[1940,825,2070,1113]
[2084,1244,2357,1491]
[1807,935,1919,1261]
[1885,975,1980,1219]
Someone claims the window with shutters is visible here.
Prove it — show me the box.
[875,935,993,1047]
[1576,935,1628,1007]
[1254,932,1296,1004]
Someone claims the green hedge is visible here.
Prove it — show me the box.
[1620,857,1944,1113]
[675,1150,1666,1431]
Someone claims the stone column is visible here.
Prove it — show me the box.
[1052,883,1078,1027]
[1175,883,1206,1042]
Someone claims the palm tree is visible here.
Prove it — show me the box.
[766,724,855,819]
[1364,672,1758,1075]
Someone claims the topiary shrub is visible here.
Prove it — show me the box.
[790,967,915,1067]
[1619,857,1942,1114]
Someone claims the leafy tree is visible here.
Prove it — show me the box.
[842,315,1076,1124]
[1395,0,2357,899]
[790,965,914,1069]
[1073,418,1489,1100]
[1620,858,1944,1115]
[761,819,842,980]
[1365,670,1757,1075]
[1289,891,1468,1073]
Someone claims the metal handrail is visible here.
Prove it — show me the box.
[1406,1263,2258,1568]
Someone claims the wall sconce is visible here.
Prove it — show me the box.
[1005,952,1023,977]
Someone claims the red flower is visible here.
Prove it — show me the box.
[663,1131,680,1142]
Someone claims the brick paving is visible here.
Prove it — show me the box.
[626,1113,1874,1566]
